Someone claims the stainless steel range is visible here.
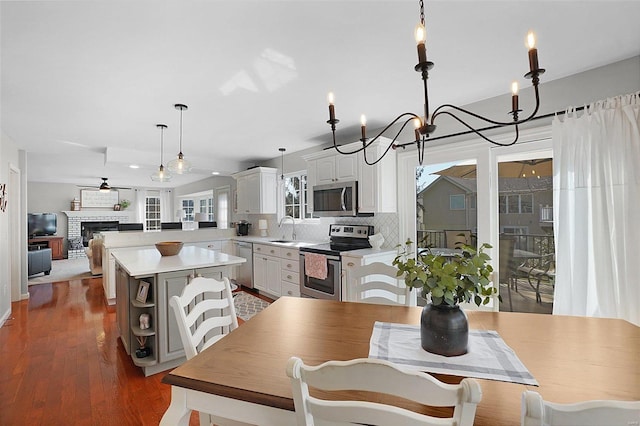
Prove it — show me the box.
[299,224,374,300]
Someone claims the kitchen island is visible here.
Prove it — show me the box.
[112,245,246,376]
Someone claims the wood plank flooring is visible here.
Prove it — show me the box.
[0,277,272,425]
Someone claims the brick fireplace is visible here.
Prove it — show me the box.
[63,211,132,259]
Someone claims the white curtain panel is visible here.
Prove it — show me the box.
[134,189,147,226]
[160,189,173,222]
[552,92,640,325]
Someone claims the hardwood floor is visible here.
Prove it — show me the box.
[0,277,271,425]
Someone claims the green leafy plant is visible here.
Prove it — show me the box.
[120,199,131,210]
[393,239,499,307]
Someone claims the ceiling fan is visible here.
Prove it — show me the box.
[77,177,131,192]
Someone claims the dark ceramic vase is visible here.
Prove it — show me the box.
[420,303,469,356]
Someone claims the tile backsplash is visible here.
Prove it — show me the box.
[235,213,399,250]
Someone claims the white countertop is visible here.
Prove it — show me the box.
[111,245,246,277]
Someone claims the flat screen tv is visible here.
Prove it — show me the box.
[28,213,57,237]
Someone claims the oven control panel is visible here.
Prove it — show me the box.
[329,224,374,239]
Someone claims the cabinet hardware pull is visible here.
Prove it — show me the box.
[287,275,292,279]
[347,262,354,267]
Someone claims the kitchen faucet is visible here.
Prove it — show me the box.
[278,215,296,240]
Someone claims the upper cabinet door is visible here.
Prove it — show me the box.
[316,157,336,184]
[335,155,358,182]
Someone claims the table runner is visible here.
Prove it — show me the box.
[369,321,538,386]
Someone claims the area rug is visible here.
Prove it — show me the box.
[28,258,97,285]
[233,292,271,322]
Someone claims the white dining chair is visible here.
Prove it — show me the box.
[521,390,640,426]
[286,356,482,426]
[169,276,247,426]
[349,262,415,306]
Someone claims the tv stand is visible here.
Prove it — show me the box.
[28,236,64,260]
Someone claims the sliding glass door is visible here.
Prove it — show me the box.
[397,130,553,312]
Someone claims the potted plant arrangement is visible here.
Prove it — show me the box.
[119,199,131,210]
[393,239,498,357]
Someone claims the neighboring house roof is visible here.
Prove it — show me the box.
[499,176,553,193]
[418,176,552,198]
[418,176,476,198]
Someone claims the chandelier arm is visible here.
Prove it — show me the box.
[435,111,519,146]
[430,83,542,127]
[331,112,420,156]
[363,117,416,166]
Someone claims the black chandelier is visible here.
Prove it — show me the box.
[326,0,545,166]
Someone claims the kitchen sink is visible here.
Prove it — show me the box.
[269,240,319,248]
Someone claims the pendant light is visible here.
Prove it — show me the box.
[151,124,172,182]
[279,147,286,180]
[167,103,192,174]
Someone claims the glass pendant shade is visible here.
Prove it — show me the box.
[167,103,192,174]
[151,124,172,182]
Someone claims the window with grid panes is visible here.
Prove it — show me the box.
[145,196,161,230]
[284,173,311,220]
[182,199,194,221]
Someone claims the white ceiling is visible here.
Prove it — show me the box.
[2,1,639,190]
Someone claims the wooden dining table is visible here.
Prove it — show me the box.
[160,297,640,425]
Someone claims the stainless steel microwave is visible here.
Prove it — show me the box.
[312,181,358,217]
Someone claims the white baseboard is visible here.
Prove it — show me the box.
[0,308,11,328]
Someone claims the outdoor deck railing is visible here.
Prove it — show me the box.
[417,230,555,256]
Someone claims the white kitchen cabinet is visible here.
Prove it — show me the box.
[253,252,281,296]
[252,243,300,299]
[357,137,397,213]
[232,167,277,214]
[313,154,358,185]
[341,250,415,305]
[303,138,396,214]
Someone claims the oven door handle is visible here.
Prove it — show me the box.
[300,252,341,262]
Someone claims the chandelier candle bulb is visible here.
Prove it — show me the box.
[360,114,366,140]
[327,92,336,121]
[527,32,539,72]
[511,81,519,112]
[415,23,427,64]
[414,118,422,141]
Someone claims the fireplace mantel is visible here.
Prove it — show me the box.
[63,210,131,218]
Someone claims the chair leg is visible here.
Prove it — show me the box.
[504,279,513,312]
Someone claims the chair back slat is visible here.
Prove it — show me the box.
[350,262,413,306]
[169,276,238,361]
[521,390,640,426]
[287,357,482,426]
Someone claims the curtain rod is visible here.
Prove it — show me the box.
[395,105,587,148]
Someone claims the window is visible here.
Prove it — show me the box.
[198,197,214,221]
[145,196,161,230]
[215,187,230,229]
[499,194,534,214]
[449,194,466,210]
[283,172,311,220]
[182,199,194,222]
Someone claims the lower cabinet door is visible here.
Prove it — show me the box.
[156,270,193,362]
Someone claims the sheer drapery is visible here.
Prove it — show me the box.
[552,92,640,325]
[134,189,147,227]
[159,189,173,222]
